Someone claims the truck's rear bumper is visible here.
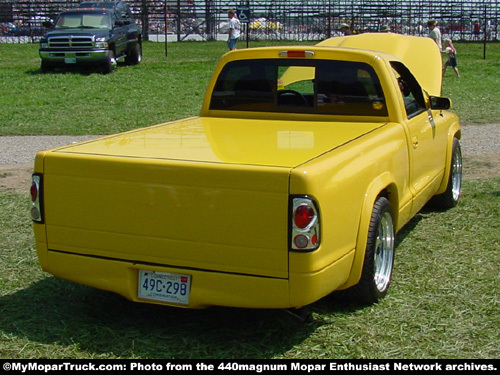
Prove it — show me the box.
[39,49,111,63]
[37,242,291,309]
[36,241,355,310]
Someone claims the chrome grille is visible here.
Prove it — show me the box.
[48,36,94,48]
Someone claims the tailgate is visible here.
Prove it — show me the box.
[42,153,291,278]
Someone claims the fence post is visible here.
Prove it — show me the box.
[141,0,149,41]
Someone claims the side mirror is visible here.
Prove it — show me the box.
[42,21,54,28]
[430,96,451,110]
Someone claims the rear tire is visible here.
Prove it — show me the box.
[347,197,395,305]
[126,42,142,65]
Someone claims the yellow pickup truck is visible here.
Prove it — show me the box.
[31,34,462,310]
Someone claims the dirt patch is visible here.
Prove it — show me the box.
[0,163,33,193]
[463,154,500,180]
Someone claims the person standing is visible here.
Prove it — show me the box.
[442,39,460,78]
[227,9,241,51]
[427,19,442,51]
[340,23,352,35]
[473,20,481,40]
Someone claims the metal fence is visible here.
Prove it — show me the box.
[1,0,499,43]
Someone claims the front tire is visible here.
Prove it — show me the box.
[348,197,395,305]
[431,138,462,209]
[41,60,54,73]
[102,51,117,74]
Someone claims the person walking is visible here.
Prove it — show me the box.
[227,9,241,51]
[443,39,460,78]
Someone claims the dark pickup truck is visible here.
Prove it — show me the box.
[39,1,142,73]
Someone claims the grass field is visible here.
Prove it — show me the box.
[0,40,499,359]
[1,41,500,135]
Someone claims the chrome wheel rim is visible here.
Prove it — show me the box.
[374,211,395,292]
[137,45,142,63]
[451,146,463,202]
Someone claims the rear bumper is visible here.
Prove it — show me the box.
[36,241,355,309]
[37,242,291,309]
[39,49,111,63]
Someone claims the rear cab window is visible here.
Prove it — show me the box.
[210,59,388,117]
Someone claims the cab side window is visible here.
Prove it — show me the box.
[390,61,426,119]
[114,2,132,24]
[122,5,133,24]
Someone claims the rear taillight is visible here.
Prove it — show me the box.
[30,174,43,223]
[290,196,320,251]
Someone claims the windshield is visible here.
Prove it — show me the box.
[55,13,111,29]
[210,59,387,117]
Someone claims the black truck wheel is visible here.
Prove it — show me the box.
[102,51,117,74]
[126,43,142,65]
[41,60,54,73]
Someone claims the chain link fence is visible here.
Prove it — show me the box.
[1,0,499,43]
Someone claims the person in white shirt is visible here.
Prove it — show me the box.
[227,9,241,51]
[427,19,442,51]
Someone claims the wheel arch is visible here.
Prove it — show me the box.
[339,172,399,290]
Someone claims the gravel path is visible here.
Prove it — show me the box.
[0,135,101,165]
[459,123,500,157]
[0,124,498,165]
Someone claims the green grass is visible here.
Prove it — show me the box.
[1,179,498,359]
[0,42,221,135]
[1,41,499,135]
[442,43,500,124]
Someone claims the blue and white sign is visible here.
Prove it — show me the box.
[237,7,250,24]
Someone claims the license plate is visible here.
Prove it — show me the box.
[138,270,191,305]
[64,57,76,64]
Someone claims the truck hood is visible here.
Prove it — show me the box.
[317,34,443,96]
[46,28,110,38]
[52,116,385,168]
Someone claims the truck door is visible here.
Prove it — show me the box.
[112,8,128,56]
[391,62,448,212]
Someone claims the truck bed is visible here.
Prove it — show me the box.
[36,116,383,278]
